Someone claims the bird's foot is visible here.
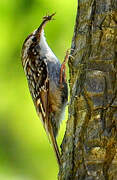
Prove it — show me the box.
[60,48,73,85]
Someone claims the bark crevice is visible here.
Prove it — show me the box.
[59,1,117,179]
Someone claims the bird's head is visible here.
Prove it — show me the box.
[21,13,56,69]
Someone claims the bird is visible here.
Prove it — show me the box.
[21,13,68,166]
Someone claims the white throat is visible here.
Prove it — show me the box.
[39,30,59,62]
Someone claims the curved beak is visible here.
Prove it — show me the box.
[37,13,56,34]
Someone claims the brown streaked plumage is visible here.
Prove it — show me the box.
[21,13,68,166]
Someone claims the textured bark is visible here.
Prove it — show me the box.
[59,0,117,180]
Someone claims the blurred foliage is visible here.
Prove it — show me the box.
[0,0,77,179]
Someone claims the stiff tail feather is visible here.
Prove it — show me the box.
[49,123,61,166]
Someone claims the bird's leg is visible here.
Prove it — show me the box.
[60,49,72,85]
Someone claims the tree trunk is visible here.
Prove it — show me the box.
[59,0,117,179]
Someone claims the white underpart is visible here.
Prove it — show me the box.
[39,30,59,63]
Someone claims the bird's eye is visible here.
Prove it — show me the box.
[32,37,37,42]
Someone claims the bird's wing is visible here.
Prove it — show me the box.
[33,58,61,166]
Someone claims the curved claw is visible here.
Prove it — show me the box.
[68,54,74,59]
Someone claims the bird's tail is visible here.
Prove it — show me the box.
[49,122,61,167]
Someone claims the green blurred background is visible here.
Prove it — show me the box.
[0,0,77,179]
